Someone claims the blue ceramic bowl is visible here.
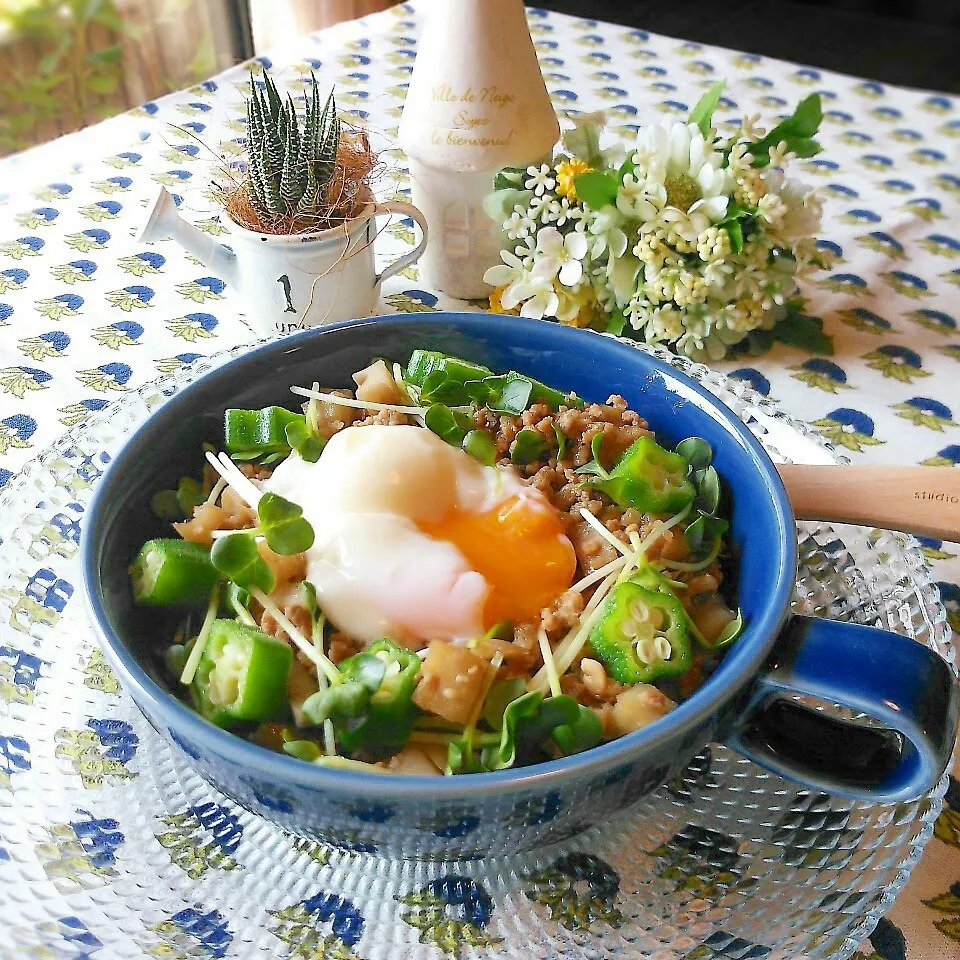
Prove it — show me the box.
[82,314,959,858]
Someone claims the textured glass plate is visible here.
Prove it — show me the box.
[0,340,954,960]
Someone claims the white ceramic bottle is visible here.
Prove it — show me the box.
[398,0,560,299]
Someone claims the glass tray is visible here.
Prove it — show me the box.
[0,339,953,960]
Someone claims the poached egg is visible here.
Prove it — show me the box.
[265,424,576,646]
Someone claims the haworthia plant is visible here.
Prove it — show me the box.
[245,70,340,220]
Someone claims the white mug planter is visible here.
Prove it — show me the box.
[140,187,428,338]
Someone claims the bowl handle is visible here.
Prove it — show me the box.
[723,614,959,802]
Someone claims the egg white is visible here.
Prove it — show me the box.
[264,424,536,645]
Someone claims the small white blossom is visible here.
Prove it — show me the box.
[536,226,590,287]
[525,163,556,197]
[503,205,535,241]
[527,193,554,221]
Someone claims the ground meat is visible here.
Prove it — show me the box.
[540,589,585,637]
[238,462,273,482]
[328,631,363,665]
[260,603,313,644]
[353,409,413,428]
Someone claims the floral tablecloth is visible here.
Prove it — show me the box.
[0,3,957,958]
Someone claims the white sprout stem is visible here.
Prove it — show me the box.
[538,624,562,699]
[206,476,227,505]
[322,719,337,757]
[203,450,262,509]
[464,651,504,733]
[291,385,425,416]
[310,612,337,756]
[569,552,630,594]
[529,566,622,694]
[632,502,693,557]
[578,507,631,558]
[179,586,220,685]
[210,529,264,540]
[250,587,341,686]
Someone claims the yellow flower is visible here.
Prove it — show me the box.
[488,285,520,315]
[555,159,591,201]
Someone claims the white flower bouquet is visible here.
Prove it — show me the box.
[483,83,829,361]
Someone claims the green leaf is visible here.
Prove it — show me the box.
[510,428,550,466]
[151,489,184,521]
[554,425,568,461]
[424,403,471,446]
[462,429,496,466]
[177,477,205,515]
[493,166,527,191]
[210,533,275,594]
[302,681,369,725]
[482,678,527,729]
[343,653,387,693]
[574,434,609,478]
[551,704,604,755]
[689,80,725,136]
[284,419,325,463]
[693,466,721,515]
[573,170,619,211]
[87,43,123,65]
[676,437,712,471]
[684,512,728,556]
[257,491,315,555]
[606,308,627,336]
[724,219,744,254]
[489,375,533,414]
[749,94,823,168]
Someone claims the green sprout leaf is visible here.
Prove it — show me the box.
[424,403,472,446]
[482,678,527,730]
[692,466,721,515]
[489,375,534,415]
[684,512,728,557]
[573,170,619,211]
[554,425,568,461]
[689,80,725,136]
[551,703,604,755]
[510,428,551,466]
[574,433,610,478]
[463,429,496,466]
[210,533,275,594]
[151,489,184,521]
[285,419,325,463]
[676,437,712,471]
[302,681,370,725]
[257,491,315,555]
[177,476,205,515]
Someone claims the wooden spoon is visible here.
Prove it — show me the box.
[777,464,960,542]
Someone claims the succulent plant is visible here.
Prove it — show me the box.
[245,70,340,221]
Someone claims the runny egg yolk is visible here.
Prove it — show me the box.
[419,494,577,627]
